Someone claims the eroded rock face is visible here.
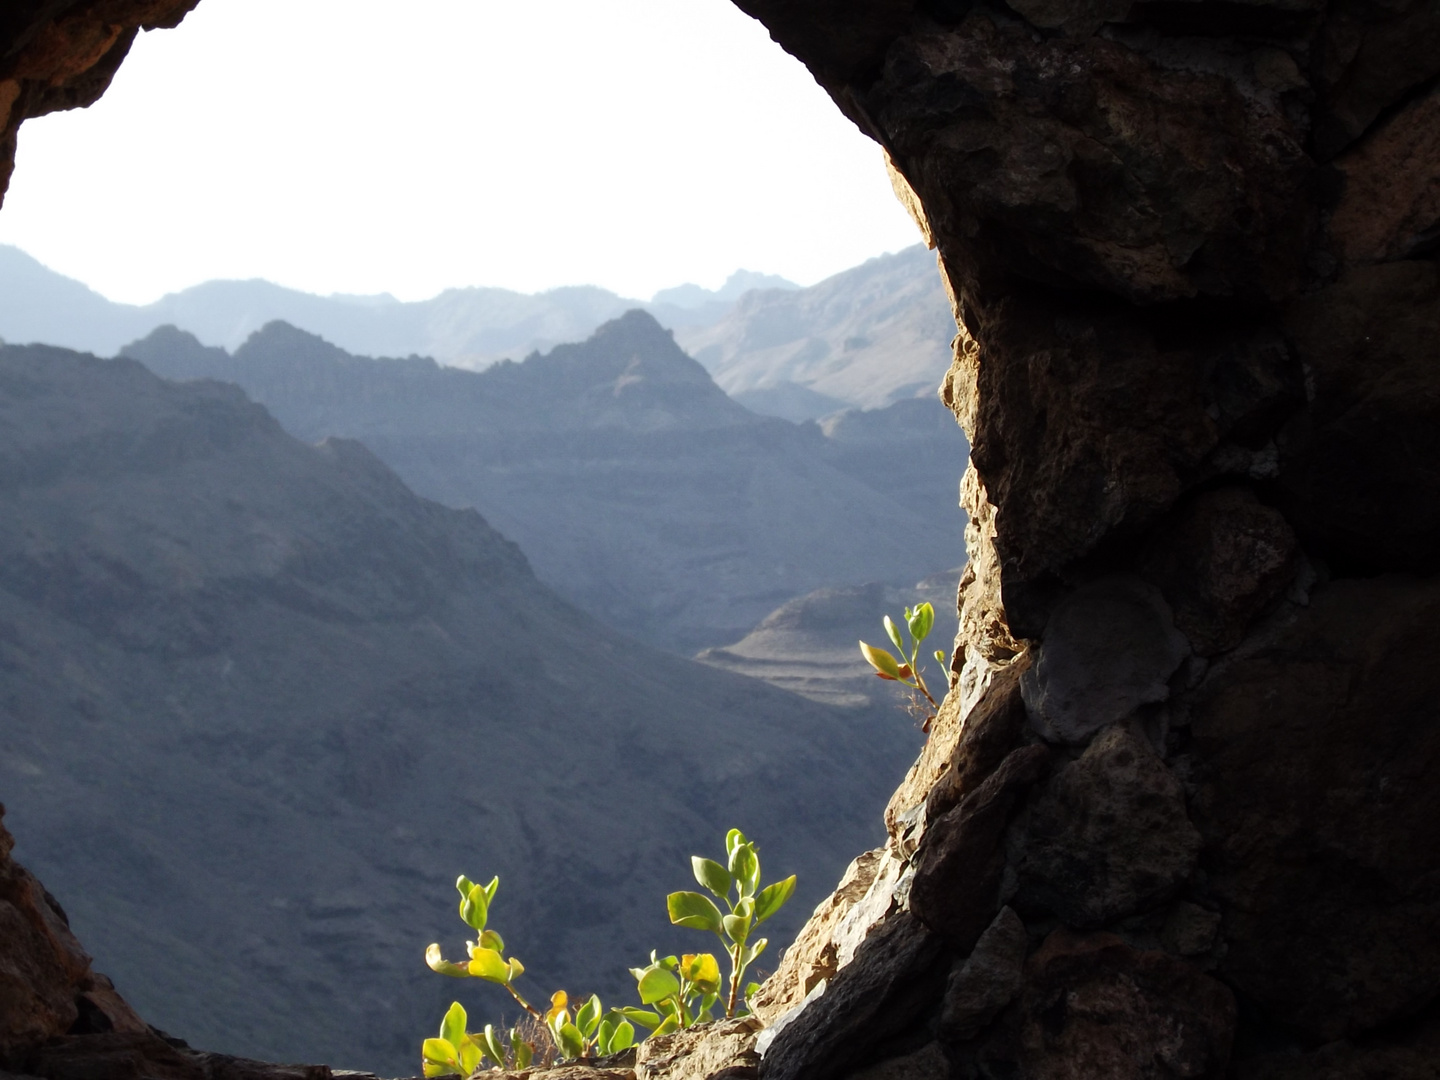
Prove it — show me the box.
[0,2,200,204]
[727,0,1440,1077]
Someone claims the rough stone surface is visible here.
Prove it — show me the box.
[844,1042,948,1080]
[1140,488,1299,656]
[1329,84,1440,265]
[0,806,145,1058]
[909,746,1049,948]
[636,1018,759,1080]
[0,2,200,204]
[1015,724,1201,927]
[750,850,884,1025]
[884,652,1029,853]
[1020,578,1190,745]
[1237,1020,1440,1080]
[963,930,1237,1080]
[935,907,1026,1043]
[1187,575,1440,1042]
[759,913,948,1080]
[1160,903,1222,959]
[1276,262,1440,574]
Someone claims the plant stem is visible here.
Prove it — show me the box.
[726,942,743,1018]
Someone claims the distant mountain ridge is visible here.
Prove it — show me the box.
[0,341,919,1075]
[0,244,954,419]
[122,313,971,654]
[675,245,957,417]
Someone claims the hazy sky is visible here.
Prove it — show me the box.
[0,0,920,305]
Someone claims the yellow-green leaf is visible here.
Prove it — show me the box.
[884,614,905,652]
[667,891,724,932]
[637,964,681,1005]
[754,875,797,924]
[909,602,935,643]
[692,857,732,898]
[439,1002,467,1048]
[422,1038,460,1072]
[459,883,488,932]
[425,944,468,978]
[466,947,510,983]
[859,641,902,678]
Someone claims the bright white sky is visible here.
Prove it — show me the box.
[0,0,920,305]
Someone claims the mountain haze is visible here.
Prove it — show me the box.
[123,313,970,654]
[0,342,920,1075]
[675,245,956,418]
[0,245,957,420]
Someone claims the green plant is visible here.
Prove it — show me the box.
[421,1001,535,1077]
[859,601,943,731]
[545,990,636,1060]
[621,950,722,1036]
[666,829,796,1018]
[423,874,633,1071]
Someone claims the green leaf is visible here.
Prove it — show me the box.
[637,964,681,1005]
[425,944,468,978]
[651,1013,680,1038]
[459,883,488,932]
[458,1039,482,1076]
[667,891,724,932]
[439,1001,468,1049]
[422,1038,460,1072]
[466,947,510,983]
[754,875,797,924]
[859,641,902,679]
[745,981,761,1001]
[576,994,602,1038]
[610,1020,635,1052]
[483,875,500,903]
[620,1007,663,1030]
[692,857,732,898]
[909,602,935,643]
[884,614,906,652]
[512,1035,533,1071]
[558,1022,585,1061]
[478,929,504,953]
[740,938,768,967]
[507,957,525,982]
[455,875,475,901]
[723,911,752,944]
[597,1016,617,1054]
[728,844,759,896]
[481,1024,507,1067]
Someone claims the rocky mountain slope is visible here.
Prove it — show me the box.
[0,341,921,1075]
[121,313,970,654]
[674,246,955,419]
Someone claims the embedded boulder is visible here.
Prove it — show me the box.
[1015,724,1201,928]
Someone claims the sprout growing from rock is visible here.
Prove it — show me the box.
[860,601,943,731]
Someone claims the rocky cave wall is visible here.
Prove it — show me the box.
[1,1,1438,1079]
[727,0,1440,1078]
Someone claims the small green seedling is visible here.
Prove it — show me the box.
[545,990,635,1060]
[622,950,722,1036]
[424,873,626,1068]
[666,829,796,1018]
[421,1001,535,1077]
[859,601,943,731]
